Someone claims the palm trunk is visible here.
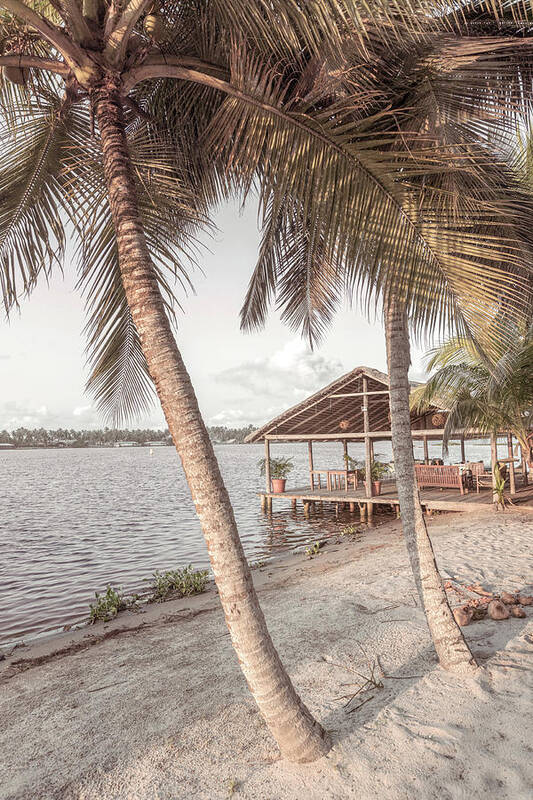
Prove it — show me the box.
[384,296,477,674]
[91,79,330,763]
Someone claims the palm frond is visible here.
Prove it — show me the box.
[201,47,533,348]
[73,122,206,425]
[242,195,344,346]
[0,90,75,312]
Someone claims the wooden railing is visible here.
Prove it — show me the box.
[310,469,359,491]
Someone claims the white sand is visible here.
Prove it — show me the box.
[1,510,532,800]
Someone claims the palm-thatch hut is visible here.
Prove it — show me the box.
[246,366,532,515]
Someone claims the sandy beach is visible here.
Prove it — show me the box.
[1,509,532,800]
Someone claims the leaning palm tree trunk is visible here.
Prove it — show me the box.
[91,79,330,763]
[384,296,477,674]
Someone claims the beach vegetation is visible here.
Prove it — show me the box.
[89,585,129,623]
[340,525,360,538]
[149,566,209,603]
[305,542,321,558]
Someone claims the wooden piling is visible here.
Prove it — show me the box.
[507,433,516,495]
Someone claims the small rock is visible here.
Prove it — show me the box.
[500,591,518,605]
[518,595,533,606]
[453,605,473,626]
[511,606,526,618]
[63,624,72,632]
[471,605,488,621]
[488,599,510,620]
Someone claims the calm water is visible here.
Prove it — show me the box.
[0,439,499,647]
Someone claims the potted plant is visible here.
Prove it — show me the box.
[258,456,294,493]
[343,454,364,477]
[364,458,390,496]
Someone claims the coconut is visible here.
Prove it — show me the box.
[3,65,29,86]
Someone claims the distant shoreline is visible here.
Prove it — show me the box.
[0,441,253,451]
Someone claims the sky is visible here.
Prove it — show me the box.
[0,201,430,432]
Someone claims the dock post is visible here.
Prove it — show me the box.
[308,440,314,488]
[507,433,516,495]
[260,494,266,512]
[303,501,310,517]
[264,438,272,493]
[349,502,356,513]
[423,435,429,465]
[359,502,367,522]
[362,376,374,510]
[291,498,297,511]
[267,496,273,513]
[367,502,373,520]
[460,435,466,464]
[490,432,498,505]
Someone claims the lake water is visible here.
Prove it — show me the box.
[0,438,500,647]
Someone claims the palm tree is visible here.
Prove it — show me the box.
[237,4,533,674]
[0,0,357,762]
[411,324,533,468]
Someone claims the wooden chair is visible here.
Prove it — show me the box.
[473,462,508,493]
[326,469,359,491]
[414,464,465,494]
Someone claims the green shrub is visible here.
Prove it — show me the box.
[149,565,209,602]
[89,585,128,623]
[305,541,321,558]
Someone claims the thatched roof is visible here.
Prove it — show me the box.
[245,366,439,442]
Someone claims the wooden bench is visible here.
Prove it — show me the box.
[414,464,465,494]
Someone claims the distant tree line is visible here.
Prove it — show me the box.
[0,425,256,448]
[208,425,256,443]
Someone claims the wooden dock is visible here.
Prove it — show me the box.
[260,480,533,516]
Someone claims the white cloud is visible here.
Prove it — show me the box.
[0,401,54,431]
[211,338,344,428]
[215,338,343,398]
[73,405,92,417]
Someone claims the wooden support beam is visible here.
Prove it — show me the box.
[329,390,390,398]
[507,433,516,495]
[460,435,466,463]
[490,432,498,505]
[264,438,271,493]
[265,427,509,442]
[362,376,373,500]
[308,440,314,488]
[423,435,429,465]
[523,446,529,486]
